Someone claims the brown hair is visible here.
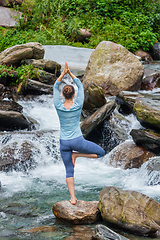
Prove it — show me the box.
[63,85,75,99]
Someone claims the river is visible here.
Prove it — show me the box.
[0,46,160,240]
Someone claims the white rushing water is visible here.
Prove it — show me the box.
[0,93,160,205]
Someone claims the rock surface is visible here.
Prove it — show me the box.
[20,226,56,233]
[0,141,38,171]
[52,200,101,224]
[0,69,18,85]
[83,83,106,116]
[0,6,22,27]
[108,140,156,169]
[0,100,23,112]
[34,69,57,85]
[22,58,61,75]
[82,41,144,96]
[98,186,160,235]
[0,42,45,65]
[134,98,160,131]
[151,43,160,60]
[130,129,160,155]
[81,101,116,137]
[93,224,129,240]
[135,50,153,62]
[0,110,32,131]
[141,72,160,90]
[17,79,53,95]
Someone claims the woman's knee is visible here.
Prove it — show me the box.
[97,148,105,158]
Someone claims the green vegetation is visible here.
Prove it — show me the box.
[0,64,40,85]
[0,0,160,52]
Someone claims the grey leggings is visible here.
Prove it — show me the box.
[60,135,105,178]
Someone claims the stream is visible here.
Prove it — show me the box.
[0,46,160,240]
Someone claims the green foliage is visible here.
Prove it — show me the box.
[0,65,15,79]
[0,0,159,53]
[0,64,40,86]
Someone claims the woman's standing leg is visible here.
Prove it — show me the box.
[60,141,77,204]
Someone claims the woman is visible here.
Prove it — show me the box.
[53,62,105,205]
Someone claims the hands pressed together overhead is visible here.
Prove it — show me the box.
[57,62,76,82]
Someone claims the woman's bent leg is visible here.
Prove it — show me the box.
[71,136,105,167]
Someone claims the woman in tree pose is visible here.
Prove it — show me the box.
[53,62,105,205]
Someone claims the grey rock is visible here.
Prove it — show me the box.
[0,110,32,131]
[130,129,160,155]
[82,41,144,96]
[0,6,22,27]
[98,186,160,235]
[81,101,116,137]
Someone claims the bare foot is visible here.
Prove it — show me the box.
[69,197,77,205]
[72,152,77,168]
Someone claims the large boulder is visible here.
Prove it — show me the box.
[52,200,101,224]
[17,79,53,95]
[98,186,160,235]
[22,59,61,76]
[108,140,156,169]
[82,41,144,96]
[134,98,160,131]
[0,110,32,131]
[130,129,160,155]
[81,101,116,138]
[0,42,45,66]
[141,72,160,90]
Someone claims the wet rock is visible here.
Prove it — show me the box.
[134,98,160,131]
[22,59,61,76]
[83,83,106,116]
[0,140,39,171]
[108,140,156,169]
[52,200,101,224]
[130,129,160,155]
[143,157,160,186]
[0,42,45,66]
[82,41,144,96]
[17,79,53,95]
[0,100,23,112]
[98,186,160,235]
[81,101,116,137]
[0,6,22,27]
[116,91,143,113]
[93,224,129,240]
[0,110,32,131]
[107,111,131,142]
[0,69,18,85]
[34,69,57,85]
[141,72,160,90]
[20,226,56,233]
[135,50,153,62]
